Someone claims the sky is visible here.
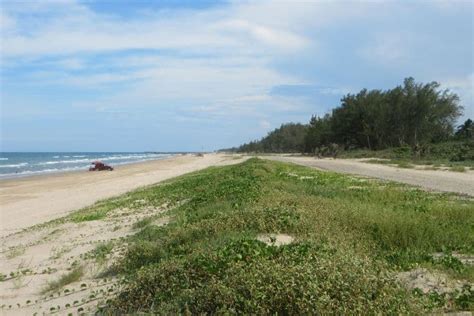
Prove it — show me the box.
[1,0,473,152]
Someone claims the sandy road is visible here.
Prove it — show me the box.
[262,156,474,196]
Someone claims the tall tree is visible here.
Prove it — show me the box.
[304,114,332,153]
[237,123,308,153]
[455,119,473,139]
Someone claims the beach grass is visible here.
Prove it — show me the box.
[41,266,84,294]
[450,166,466,172]
[132,217,154,230]
[90,242,114,263]
[63,158,473,314]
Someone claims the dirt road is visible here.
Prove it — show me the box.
[263,156,474,196]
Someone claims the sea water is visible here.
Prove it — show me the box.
[0,152,177,179]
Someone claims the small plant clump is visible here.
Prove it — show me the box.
[42,266,84,294]
[132,217,154,230]
[6,245,26,259]
[89,242,114,262]
[450,166,466,172]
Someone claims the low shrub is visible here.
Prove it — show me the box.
[109,240,417,314]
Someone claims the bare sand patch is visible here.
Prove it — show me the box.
[257,234,294,247]
[396,268,469,295]
[0,200,175,315]
[432,253,474,266]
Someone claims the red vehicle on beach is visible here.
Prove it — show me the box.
[89,161,114,171]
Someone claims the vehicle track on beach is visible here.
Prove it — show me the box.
[262,156,474,196]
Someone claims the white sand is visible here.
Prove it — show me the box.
[0,196,173,315]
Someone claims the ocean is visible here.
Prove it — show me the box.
[0,152,178,179]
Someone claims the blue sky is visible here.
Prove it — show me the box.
[1,0,473,152]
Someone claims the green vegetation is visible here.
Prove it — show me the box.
[91,242,114,262]
[230,123,307,153]
[42,266,84,294]
[132,217,154,230]
[450,166,467,173]
[339,141,474,168]
[64,159,474,314]
[227,78,473,166]
[455,119,473,139]
[70,198,127,223]
[315,78,462,151]
[6,245,26,259]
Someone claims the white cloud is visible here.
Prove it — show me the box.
[2,0,395,60]
[0,0,314,123]
[0,12,16,31]
[1,0,314,58]
[56,58,84,70]
[443,73,474,119]
[259,119,271,129]
[1,0,472,136]
[218,19,309,51]
[431,0,473,12]
[359,32,410,65]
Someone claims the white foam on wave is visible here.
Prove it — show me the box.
[0,166,86,178]
[38,158,92,165]
[0,162,29,168]
[33,154,169,166]
[101,154,167,161]
[0,154,175,179]
[0,158,8,161]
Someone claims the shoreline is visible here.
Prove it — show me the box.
[0,153,242,237]
[0,153,185,181]
[0,154,181,182]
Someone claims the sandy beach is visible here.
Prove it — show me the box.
[0,153,242,237]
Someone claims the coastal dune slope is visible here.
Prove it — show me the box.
[0,158,472,314]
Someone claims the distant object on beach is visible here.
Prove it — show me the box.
[89,161,114,171]
[195,153,205,157]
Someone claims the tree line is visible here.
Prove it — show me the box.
[229,78,472,155]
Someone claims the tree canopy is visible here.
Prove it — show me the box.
[231,78,467,154]
[456,119,473,139]
[237,123,307,153]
